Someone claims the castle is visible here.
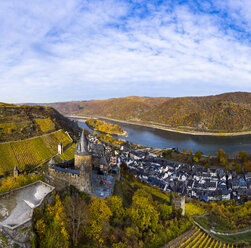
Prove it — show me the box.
[48,131,114,195]
[48,131,93,193]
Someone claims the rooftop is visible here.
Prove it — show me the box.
[75,131,90,156]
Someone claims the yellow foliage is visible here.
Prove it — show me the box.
[86,118,124,135]
[0,174,40,193]
[87,196,112,243]
[185,203,206,216]
[35,219,46,239]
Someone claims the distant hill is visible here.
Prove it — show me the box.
[46,92,251,133]
[0,103,79,142]
[47,96,168,120]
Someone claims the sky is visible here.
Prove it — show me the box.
[0,0,251,103]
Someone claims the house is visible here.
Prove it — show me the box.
[239,178,247,189]
[217,182,227,191]
[207,182,217,191]
[222,190,231,201]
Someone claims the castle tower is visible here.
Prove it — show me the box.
[74,131,92,193]
[74,131,92,168]
[172,196,185,216]
[58,142,63,155]
[100,155,108,172]
[14,165,19,178]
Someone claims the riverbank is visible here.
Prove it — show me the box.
[67,115,251,137]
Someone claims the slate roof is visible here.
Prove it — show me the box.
[52,165,80,175]
[75,131,89,156]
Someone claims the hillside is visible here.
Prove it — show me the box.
[47,96,169,119]
[0,130,72,175]
[47,92,251,133]
[0,103,79,142]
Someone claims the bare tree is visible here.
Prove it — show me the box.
[64,196,89,246]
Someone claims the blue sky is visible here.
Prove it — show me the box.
[0,0,251,103]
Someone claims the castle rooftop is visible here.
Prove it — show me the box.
[52,165,80,175]
[74,131,90,156]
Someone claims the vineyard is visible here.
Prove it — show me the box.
[35,118,55,132]
[0,130,72,174]
[167,226,236,248]
[59,143,76,161]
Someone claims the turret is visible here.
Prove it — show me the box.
[14,165,19,178]
[58,142,63,155]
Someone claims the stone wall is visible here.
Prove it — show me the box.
[48,167,92,194]
[0,181,55,246]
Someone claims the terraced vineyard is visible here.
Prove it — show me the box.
[167,226,235,248]
[35,118,55,132]
[0,130,72,174]
[59,143,76,161]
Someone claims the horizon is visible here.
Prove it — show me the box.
[6,90,249,104]
[1,0,251,103]
[7,91,251,104]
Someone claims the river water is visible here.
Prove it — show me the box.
[76,119,251,156]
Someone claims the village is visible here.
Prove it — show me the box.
[58,131,250,204]
[118,146,251,203]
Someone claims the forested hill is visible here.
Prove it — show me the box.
[47,92,251,133]
[47,96,168,120]
[0,103,79,142]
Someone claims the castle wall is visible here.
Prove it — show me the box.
[49,167,92,194]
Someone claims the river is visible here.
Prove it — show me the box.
[75,118,251,156]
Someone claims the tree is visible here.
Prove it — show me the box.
[106,196,125,220]
[64,196,89,246]
[127,189,159,232]
[244,161,251,172]
[158,204,172,221]
[216,149,229,166]
[35,195,70,248]
[235,163,242,174]
[189,149,193,155]
[87,196,112,246]
[193,151,202,162]
[239,151,248,163]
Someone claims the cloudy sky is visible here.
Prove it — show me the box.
[0,0,251,103]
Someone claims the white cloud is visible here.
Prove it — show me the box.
[0,0,250,103]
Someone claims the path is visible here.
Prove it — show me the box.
[194,220,251,236]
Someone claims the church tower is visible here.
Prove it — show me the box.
[74,131,92,193]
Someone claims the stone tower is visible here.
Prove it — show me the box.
[14,165,19,178]
[58,142,63,155]
[74,131,92,193]
[172,196,185,216]
[74,131,92,168]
